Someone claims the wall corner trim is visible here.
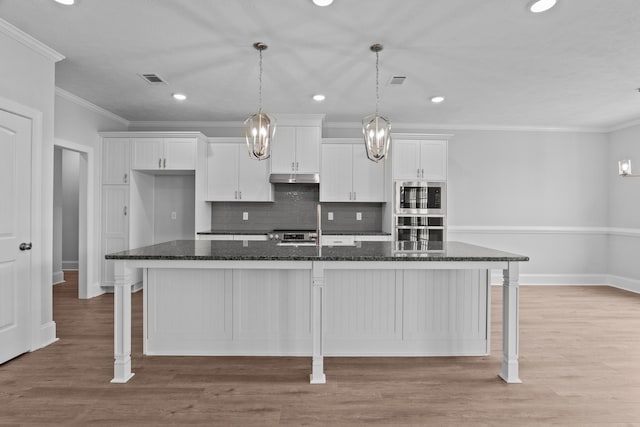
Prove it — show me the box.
[0,18,65,62]
[37,321,58,350]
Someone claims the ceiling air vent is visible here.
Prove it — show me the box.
[389,76,407,85]
[139,73,167,84]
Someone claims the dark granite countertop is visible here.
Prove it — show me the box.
[106,240,528,262]
[197,230,392,236]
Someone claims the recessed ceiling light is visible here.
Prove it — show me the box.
[54,0,75,5]
[529,0,557,13]
[312,0,334,6]
[430,96,445,104]
[172,93,187,101]
[312,94,326,102]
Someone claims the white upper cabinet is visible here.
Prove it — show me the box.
[392,139,447,181]
[270,126,320,174]
[207,142,272,202]
[131,137,197,170]
[320,142,385,202]
[102,138,130,185]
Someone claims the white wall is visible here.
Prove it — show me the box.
[61,149,79,269]
[153,175,195,243]
[0,24,58,347]
[54,91,128,297]
[607,123,640,292]
[52,147,63,284]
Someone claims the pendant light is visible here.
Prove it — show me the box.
[244,42,275,160]
[362,43,391,163]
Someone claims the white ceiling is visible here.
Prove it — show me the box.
[1,0,640,130]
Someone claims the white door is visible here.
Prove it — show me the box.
[352,143,385,202]
[0,109,32,364]
[164,138,196,170]
[131,138,163,170]
[102,138,130,184]
[420,140,448,181]
[293,126,320,173]
[320,144,352,202]
[101,185,129,286]
[392,140,421,180]
[206,143,239,201]
[238,151,272,201]
[269,126,296,173]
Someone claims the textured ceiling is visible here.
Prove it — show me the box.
[1,0,640,129]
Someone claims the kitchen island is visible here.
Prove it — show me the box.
[106,240,528,385]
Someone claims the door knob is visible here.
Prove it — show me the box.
[19,242,32,251]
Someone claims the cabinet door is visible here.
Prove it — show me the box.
[392,140,421,180]
[352,143,385,202]
[131,138,164,170]
[102,185,129,285]
[238,151,272,201]
[294,126,321,173]
[420,140,447,181]
[164,137,196,170]
[270,126,296,173]
[320,144,352,202]
[102,138,130,184]
[206,143,239,201]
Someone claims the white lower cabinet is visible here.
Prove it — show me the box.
[197,234,268,241]
[145,267,488,356]
[321,142,385,202]
[207,142,272,201]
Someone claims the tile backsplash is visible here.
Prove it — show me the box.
[210,184,383,232]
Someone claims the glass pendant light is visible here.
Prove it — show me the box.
[244,42,275,160]
[362,43,391,162]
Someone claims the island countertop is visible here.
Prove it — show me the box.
[106,240,528,262]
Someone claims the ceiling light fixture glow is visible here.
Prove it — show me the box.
[431,96,445,103]
[54,0,75,5]
[312,0,334,6]
[312,94,326,102]
[172,93,187,101]
[529,0,557,13]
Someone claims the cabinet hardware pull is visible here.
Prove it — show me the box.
[234,191,237,199]
[353,192,356,200]
[417,168,420,178]
[422,168,425,178]
[19,242,32,251]
[123,173,128,183]
[239,191,242,199]
[159,158,162,168]
[349,192,352,200]
[291,162,295,171]
[296,162,299,171]
[163,158,166,168]
[124,206,127,216]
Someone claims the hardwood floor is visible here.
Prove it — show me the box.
[2,273,640,426]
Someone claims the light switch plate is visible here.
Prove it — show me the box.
[356,212,362,221]
[171,212,177,220]
[328,212,334,221]
[243,212,249,221]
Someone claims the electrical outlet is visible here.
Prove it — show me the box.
[328,212,334,221]
[243,212,249,221]
[171,211,177,220]
[356,212,362,221]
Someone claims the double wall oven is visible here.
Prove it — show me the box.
[394,181,446,251]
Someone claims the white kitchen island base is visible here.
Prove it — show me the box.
[108,241,526,385]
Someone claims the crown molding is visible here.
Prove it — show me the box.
[128,121,241,129]
[0,18,64,62]
[55,87,129,126]
[325,121,607,133]
[606,117,640,133]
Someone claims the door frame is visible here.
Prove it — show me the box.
[54,139,95,299]
[0,95,46,351]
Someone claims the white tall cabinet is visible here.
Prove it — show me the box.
[100,132,207,289]
[320,140,385,202]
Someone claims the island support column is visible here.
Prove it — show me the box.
[310,261,326,384]
[111,261,134,383]
[500,262,521,383]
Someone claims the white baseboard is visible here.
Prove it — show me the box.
[607,275,640,294]
[86,281,106,299]
[37,321,58,350]
[62,260,78,270]
[52,270,64,285]
[101,282,143,294]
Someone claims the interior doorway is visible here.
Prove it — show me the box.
[53,139,94,299]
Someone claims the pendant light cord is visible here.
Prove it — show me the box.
[258,49,263,114]
[375,50,380,116]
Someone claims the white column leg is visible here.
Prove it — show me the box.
[111,261,134,383]
[499,262,522,383]
[310,262,326,384]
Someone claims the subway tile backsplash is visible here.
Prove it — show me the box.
[210,184,383,232]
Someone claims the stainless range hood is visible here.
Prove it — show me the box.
[269,173,319,184]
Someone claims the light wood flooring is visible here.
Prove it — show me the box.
[1,271,640,425]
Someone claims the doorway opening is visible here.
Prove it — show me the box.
[53,139,95,299]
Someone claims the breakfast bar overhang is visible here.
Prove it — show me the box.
[106,240,529,385]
